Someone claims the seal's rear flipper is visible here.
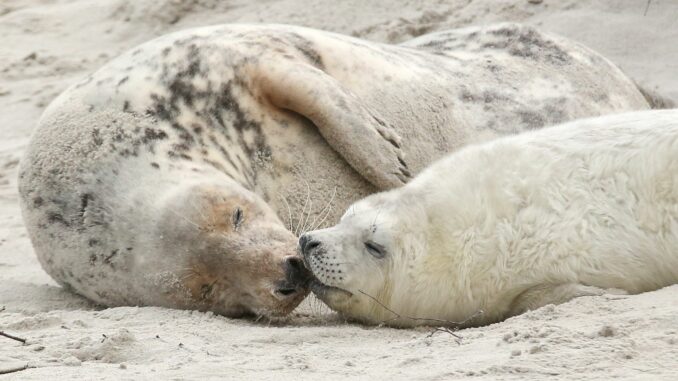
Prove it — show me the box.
[250,58,411,190]
[508,283,628,317]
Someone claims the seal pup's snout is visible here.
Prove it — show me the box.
[299,233,322,260]
[274,255,311,300]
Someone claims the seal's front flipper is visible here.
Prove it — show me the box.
[250,58,411,190]
[508,283,627,317]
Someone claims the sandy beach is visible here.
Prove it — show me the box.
[1,1,677,379]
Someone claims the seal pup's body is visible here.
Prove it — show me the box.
[301,109,678,327]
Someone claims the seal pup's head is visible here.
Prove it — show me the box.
[298,190,432,326]
[153,180,311,318]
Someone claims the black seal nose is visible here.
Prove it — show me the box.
[299,234,321,258]
[284,255,312,285]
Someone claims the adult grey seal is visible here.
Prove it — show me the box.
[18,23,649,317]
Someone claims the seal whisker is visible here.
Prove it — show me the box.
[294,179,312,236]
[370,205,384,233]
[168,208,202,231]
[277,192,294,232]
[310,186,337,231]
[300,186,314,236]
[189,197,209,225]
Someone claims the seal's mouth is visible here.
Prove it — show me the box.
[309,278,353,298]
[298,239,353,306]
[299,254,351,297]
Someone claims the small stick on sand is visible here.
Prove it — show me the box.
[0,331,27,344]
[0,364,29,375]
[358,289,483,340]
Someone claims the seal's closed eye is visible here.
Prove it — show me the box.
[232,207,244,229]
[365,241,386,258]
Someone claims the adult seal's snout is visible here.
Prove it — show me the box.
[284,255,312,286]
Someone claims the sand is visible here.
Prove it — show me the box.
[1,0,677,379]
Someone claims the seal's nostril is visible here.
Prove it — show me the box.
[306,241,320,252]
[286,256,304,272]
[299,234,322,256]
[276,288,297,296]
[284,255,312,285]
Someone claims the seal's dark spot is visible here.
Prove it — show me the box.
[33,196,44,208]
[104,249,119,264]
[47,212,69,227]
[289,33,324,69]
[88,239,100,247]
[151,162,160,169]
[475,26,573,65]
[516,110,547,129]
[142,128,168,143]
[172,142,191,152]
[80,193,92,218]
[168,151,192,161]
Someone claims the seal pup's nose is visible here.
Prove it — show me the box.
[298,234,321,258]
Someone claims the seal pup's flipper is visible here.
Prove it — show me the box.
[508,283,628,317]
[250,59,411,190]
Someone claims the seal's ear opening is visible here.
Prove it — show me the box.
[248,58,411,190]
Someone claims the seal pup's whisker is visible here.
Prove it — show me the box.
[310,186,337,231]
[370,205,384,233]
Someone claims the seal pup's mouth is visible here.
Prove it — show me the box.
[298,250,352,297]
[308,277,353,298]
[297,235,353,308]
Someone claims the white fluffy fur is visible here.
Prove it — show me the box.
[303,109,678,327]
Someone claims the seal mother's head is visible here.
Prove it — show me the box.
[150,180,313,318]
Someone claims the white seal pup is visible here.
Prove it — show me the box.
[300,109,678,327]
[19,23,649,317]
